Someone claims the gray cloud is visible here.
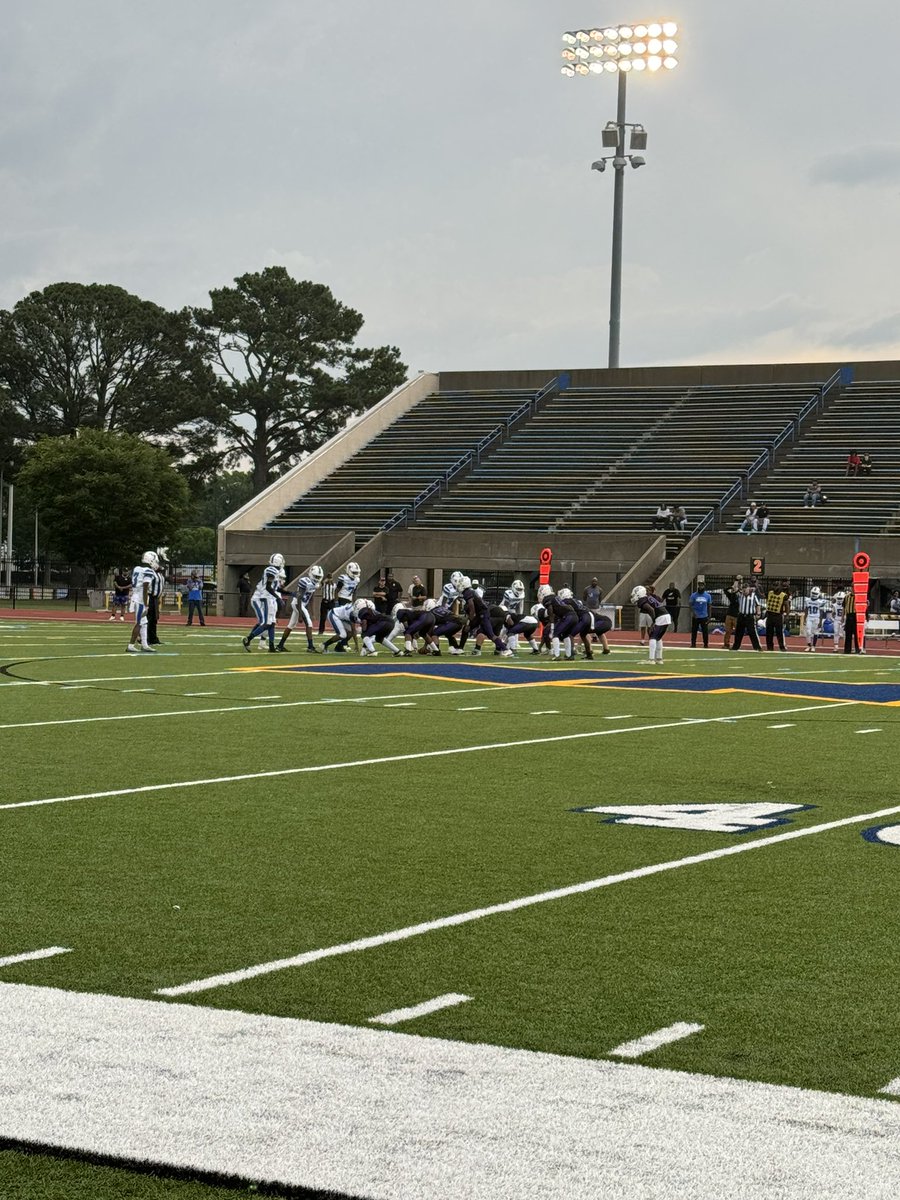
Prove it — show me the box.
[809,147,900,188]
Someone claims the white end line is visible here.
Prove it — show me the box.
[369,993,472,1026]
[0,946,72,968]
[609,1022,704,1059]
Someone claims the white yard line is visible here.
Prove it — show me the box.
[609,1022,704,1059]
[369,993,471,1026]
[384,702,416,708]
[183,692,218,697]
[4,701,854,818]
[856,729,882,734]
[604,714,634,720]
[0,947,71,968]
[530,710,560,715]
[768,724,795,729]
[880,1078,900,1096]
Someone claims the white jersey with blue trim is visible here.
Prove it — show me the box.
[336,573,359,601]
[130,564,157,598]
[331,601,355,624]
[501,587,523,614]
[253,564,283,599]
[805,600,826,621]
[294,574,318,606]
[441,582,460,606]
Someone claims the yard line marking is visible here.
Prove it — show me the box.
[60,685,90,690]
[383,702,416,708]
[609,1022,705,1059]
[4,700,856,817]
[121,688,155,693]
[251,695,282,700]
[768,723,795,729]
[458,706,487,711]
[880,1078,900,1096]
[604,714,634,720]
[0,946,72,968]
[530,710,559,715]
[369,993,472,1026]
[183,692,218,697]
[856,729,882,734]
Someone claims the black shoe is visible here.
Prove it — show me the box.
[602,647,611,655]
[306,645,321,653]
[242,638,251,653]
[268,647,277,653]
[276,645,287,652]
[565,654,575,661]
[334,646,347,653]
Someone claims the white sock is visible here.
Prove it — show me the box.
[551,636,560,655]
[508,635,518,652]
[363,637,375,652]
[530,639,540,651]
[649,638,658,659]
[565,637,573,656]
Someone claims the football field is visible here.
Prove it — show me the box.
[3,618,900,1198]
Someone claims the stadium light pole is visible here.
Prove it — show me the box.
[561,21,679,368]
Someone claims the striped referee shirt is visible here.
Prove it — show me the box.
[739,591,761,615]
[322,580,336,603]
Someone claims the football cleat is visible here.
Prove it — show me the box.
[126,644,138,653]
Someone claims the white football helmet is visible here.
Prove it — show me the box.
[833,590,847,602]
[530,603,544,619]
[450,570,464,589]
[269,552,285,569]
[810,586,822,599]
[511,579,525,597]
[631,585,647,603]
[352,598,369,617]
[459,576,472,590]
[471,578,480,587]
[141,551,159,568]
[347,562,361,579]
[309,565,324,584]
[424,598,437,610]
[537,584,553,601]
[391,602,406,618]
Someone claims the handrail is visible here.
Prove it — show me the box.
[378,374,566,533]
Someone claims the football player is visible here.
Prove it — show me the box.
[354,599,403,656]
[632,584,671,664]
[336,561,362,602]
[804,586,826,652]
[242,553,285,653]
[536,584,577,661]
[277,564,324,653]
[501,578,526,615]
[831,590,846,652]
[459,577,512,657]
[502,607,541,655]
[441,570,465,610]
[126,551,159,653]
[323,597,358,653]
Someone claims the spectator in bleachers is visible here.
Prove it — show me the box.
[739,502,758,533]
[889,590,900,624]
[651,503,673,530]
[671,504,687,531]
[846,450,861,476]
[755,502,770,532]
[803,481,826,507]
[859,452,873,475]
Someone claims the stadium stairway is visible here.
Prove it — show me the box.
[722,380,900,535]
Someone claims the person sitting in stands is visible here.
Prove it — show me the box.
[739,502,759,533]
[671,504,687,531]
[755,501,770,532]
[859,452,873,475]
[651,503,673,530]
[803,481,825,507]
[846,450,861,476]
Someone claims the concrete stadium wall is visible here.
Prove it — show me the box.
[438,360,900,393]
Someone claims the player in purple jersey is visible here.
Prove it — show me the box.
[354,601,402,656]
[631,585,671,663]
[458,577,512,656]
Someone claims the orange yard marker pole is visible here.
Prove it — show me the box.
[852,551,870,650]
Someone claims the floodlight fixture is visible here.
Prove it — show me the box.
[630,155,646,168]
[591,159,607,172]
[629,125,648,150]
[560,19,679,73]
[602,123,620,147]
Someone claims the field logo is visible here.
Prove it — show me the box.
[862,824,900,847]
[574,802,810,834]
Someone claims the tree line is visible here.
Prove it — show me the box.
[0,267,407,574]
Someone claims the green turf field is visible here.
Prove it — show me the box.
[3,619,900,1197]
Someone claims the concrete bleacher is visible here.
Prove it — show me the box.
[726,381,900,535]
[414,383,823,534]
[267,389,533,548]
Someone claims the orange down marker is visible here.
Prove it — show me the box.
[539,547,553,587]
[852,551,870,649]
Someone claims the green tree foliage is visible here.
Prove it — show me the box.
[167,525,216,565]
[17,429,189,575]
[189,470,255,528]
[0,282,214,443]
[191,266,407,492]
[0,387,26,475]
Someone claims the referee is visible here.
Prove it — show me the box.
[318,572,336,634]
[730,584,762,651]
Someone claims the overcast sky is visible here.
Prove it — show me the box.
[3,1,900,374]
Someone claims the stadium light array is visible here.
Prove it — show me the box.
[560,21,678,75]
[561,18,680,368]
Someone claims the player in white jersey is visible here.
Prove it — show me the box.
[323,599,357,653]
[126,551,159,653]
[803,587,826,651]
[336,562,361,602]
[242,553,285,653]
[501,579,526,615]
[441,570,465,610]
[831,591,846,652]
[277,565,323,653]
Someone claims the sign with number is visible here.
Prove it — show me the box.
[751,557,765,575]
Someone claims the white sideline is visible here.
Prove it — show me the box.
[369,993,471,1026]
[0,700,853,813]
[0,946,71,968]
[1,982,900,1199]
[610,1022,705,1059]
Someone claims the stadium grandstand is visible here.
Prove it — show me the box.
[217,360,900,617]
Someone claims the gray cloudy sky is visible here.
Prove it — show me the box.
[3,0,900,373]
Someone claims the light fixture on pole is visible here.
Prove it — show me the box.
[561,20,679,368]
